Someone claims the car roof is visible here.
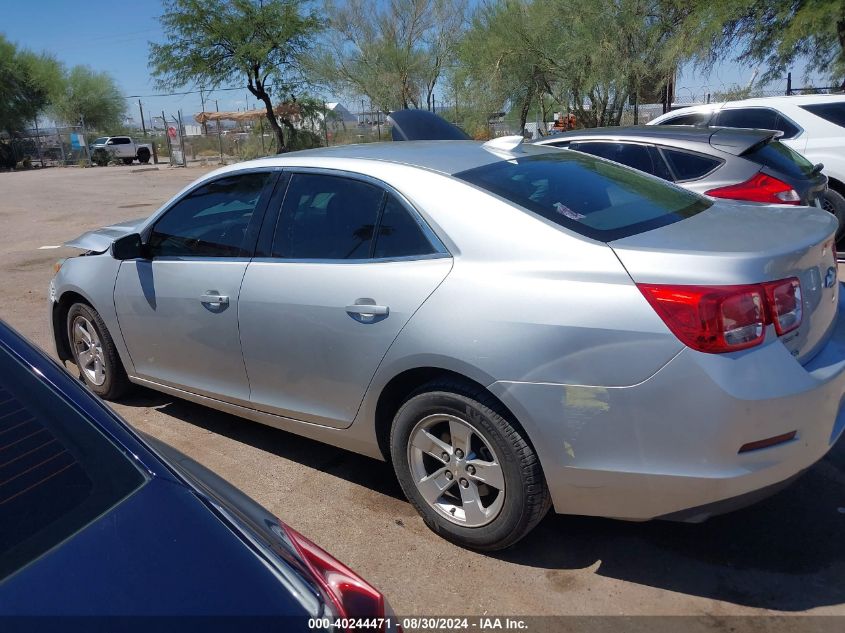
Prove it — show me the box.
[536,125,775,155]
[232,140,560,176]
[663,93,845,114]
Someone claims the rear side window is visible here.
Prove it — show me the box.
[570,141,673,180]
[455,151,711,241]
[800,103,845,129]
[658,111,711,126]
[0,347,145,579]
[273,173,384,259]
[661,149,722,181]
[743,140,816,179]
[715,108,801,139]
[373,195,436,259]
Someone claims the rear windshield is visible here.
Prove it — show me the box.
[744,140,816,179]
[0,346,145,580]
[455,151,711,241]
[800,102,845,129]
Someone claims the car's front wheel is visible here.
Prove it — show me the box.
[67,303,130,400]
[390,380,551,550]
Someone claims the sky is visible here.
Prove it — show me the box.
[1,0,830,128]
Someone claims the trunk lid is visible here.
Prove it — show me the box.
[64,217,146,252]
[610,201,839,362]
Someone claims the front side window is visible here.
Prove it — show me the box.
[661,149,723,181]
[570,141,673,180]
[455,151,711,241]
[0,346,145,580]
[148,172,273,258]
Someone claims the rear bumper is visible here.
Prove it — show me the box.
[489,287,845,521]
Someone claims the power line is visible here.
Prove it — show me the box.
[124,86,247,99]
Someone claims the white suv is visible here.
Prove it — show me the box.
[649,94,845,244]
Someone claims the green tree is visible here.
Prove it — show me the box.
[149,0,321,153]
[0,35,61,136]
[50,65,127,131]
[664,0,845,86]
[310,0,466,113]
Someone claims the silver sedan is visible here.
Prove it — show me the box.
[49,137,845,550]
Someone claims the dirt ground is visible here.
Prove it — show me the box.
[2,165,845,620]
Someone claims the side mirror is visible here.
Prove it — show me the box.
[112,233,146,260]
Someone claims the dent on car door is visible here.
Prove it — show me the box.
[113,171,277,401]
[238,171,452,429]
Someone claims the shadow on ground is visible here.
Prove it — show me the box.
[120,387,845,612]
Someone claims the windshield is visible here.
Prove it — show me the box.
[455,151,711,241]
[92,137,109,145]
[744,140,817,179]
[0,345,145,580]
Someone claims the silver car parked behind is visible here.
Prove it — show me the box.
[50,137,845,550]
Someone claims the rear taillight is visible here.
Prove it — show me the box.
[705,173,801,205]
[282,524,393,630]
[638,277,802,353]
[762,278,802,335]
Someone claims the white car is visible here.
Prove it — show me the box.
[648,94,845,243]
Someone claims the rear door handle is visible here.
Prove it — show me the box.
[200,293,229,305]
[345,304,389,316]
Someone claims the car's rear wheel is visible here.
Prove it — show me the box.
[137,148,151,164]
[390,380,550,550]
[820,188,845,250]
[67,303,130,400]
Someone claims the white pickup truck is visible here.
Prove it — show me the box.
[90,136,153,165]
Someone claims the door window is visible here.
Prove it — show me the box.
[148,172,273,258]
[273,173,384,259]
[570,141,673,180]
[714,107,801,139]
[658,111,712,126]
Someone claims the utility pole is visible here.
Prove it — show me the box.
[33,118,44,168]
[199,88,208,135]
[323,101,329,147]
[786,72,792,96]
[139,100,147,137]
[215,100,223,164]
[162,110,173,166]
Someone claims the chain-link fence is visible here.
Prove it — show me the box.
[1,126,92,169]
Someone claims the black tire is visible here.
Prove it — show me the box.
[390,379,551,550]
[137,148,151,164]
[122,157,133,165]
[820,188,845,250]
[66,303,131,400]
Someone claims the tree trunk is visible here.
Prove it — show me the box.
[519,96,531,135]
[838,16,845,90]
[248,79,285,153]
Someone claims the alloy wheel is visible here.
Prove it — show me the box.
[71,315,107,386]
[407,413,505,527]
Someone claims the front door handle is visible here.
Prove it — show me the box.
[345,303,389,317]
[200,293,229,306]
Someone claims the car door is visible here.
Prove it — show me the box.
[113,170,278,402]
[238,170,453,428]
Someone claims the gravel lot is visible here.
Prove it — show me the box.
[2,165,845,619]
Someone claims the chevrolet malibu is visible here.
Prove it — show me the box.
[49,137,845,550]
